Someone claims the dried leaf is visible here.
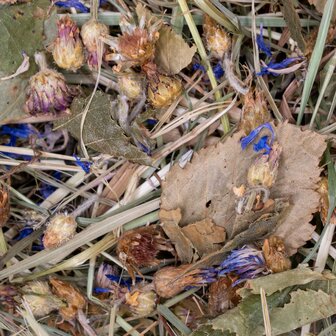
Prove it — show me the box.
[181,218,226,256]
[155,26,196,75]
[242,267,335,296]
[160,208,196,263]
[161,122,326,259]
[308,0,336,22]
[54,92,151,165]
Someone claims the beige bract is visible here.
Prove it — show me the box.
[161,122,326,256]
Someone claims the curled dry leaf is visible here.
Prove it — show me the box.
[154,26,197,75]
[161,122,326,262]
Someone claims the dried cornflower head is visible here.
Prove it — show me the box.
[247,142,282,188]
[0,284,19,314]
[81,18,109,70]
[208,276,241,317]
[117,225,175,281]
[262,235,291,273]
[96,262,120,289]
[203,14,231,60]
[318,177,336,224]
[147,74,182,109]
[0,184,10,227]
[117,71,144,100]
[52,15,84,71]
[25,52,76,115]
[173,297,207,329]
[108,7,161,65]
[43,213,77,249]
[153,264,217,298]
[50,278,86,321]
[218,245,270,285]
[21,281,63,317]
[240,89,270,136]
[125,288,157,317]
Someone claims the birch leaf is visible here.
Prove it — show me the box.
[155,26,197,75]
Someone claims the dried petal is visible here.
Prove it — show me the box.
[52,15,84,71]
[43,213,77,249]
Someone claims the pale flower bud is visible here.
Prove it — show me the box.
[125,289,157,317]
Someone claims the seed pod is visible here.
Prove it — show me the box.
[117,225,175,281]
[25,53,75,115]
[81,18,109,70]
[50,278,86,321]
[52,15,84,72]
[247,142,282,188]
[125,289,157,317]
[153,264,216,298]
[203,14,231,60]
[240,89,270,136]
[43,213,77,249]
[147,75,182,109]
[208,276,240,317]
[22,281,63,317]
[262,235,291,273]
[0,185,10,227]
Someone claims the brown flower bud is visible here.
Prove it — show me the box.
[203,14,231,59]
[125,289,157,317]
[43,213,77,249]
[81,19,109,70]
[50,278,86,321]
[117,225,175,281]
[262,235,291,273]
[52,15,84,72]
[0,185,10,227]
[147,75,182,109]
[153,264,216,298]
[247,142,282,188]
[25,53,75,115]
[22,281,63,317]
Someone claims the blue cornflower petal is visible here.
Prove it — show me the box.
[74,155,91,174]
[54,0,89,12]
[213,63,224,79]
[94,287,111,293]
[257,57,302,76]
[16,227,34,240]
[192,63,206,72]
[256,24,272,58]
[240,122,274,153]
[106,274,132,290]
[0,124,38,139]
[135,141,151,156]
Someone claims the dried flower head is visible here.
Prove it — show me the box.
[240,89,271,136]
[25,53,75,115]
[81,18,109,70]
[117,225,175,281]
[117,71,144,100]
[125,288,157,317]
[43,213,77,249]
[208,276,241,316]
[318,177,336,224]
[0,184,10,227]
[52,15,84,71]
[153,264,217,298]
[50,278,86,321]
[262,235,291,273]
[22,281,63,317]
[247,142,282,188]
[218,245,269,285]
[0,284,18,314]
[203,14,231,59]
[147,74,182,109]
[96,263,120,289]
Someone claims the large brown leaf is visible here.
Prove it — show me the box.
[161,122,326,256]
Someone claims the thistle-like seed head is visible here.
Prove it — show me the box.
[247,142,282,188]
[52,15,84,71]
[43,213,77,249]
[262,235,291,273]
[81,19,109,70]
[25,53,75,115]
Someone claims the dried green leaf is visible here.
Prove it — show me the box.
[161,123,326,260]
[155,26,197,75]
[242,267,335,296]
[54,92,152,165]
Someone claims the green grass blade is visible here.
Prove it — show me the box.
[296,0,335,125]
